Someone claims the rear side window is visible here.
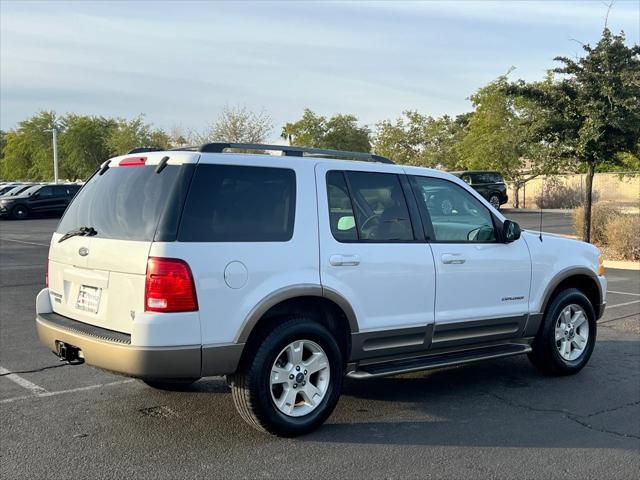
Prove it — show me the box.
[57,165,181,241]
[178,164,296,242]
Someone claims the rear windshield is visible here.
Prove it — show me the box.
[57,165,180,241]
[178,164,296,242]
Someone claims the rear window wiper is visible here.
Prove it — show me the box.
[58,226,98,243]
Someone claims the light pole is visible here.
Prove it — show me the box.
[45,127,59,184]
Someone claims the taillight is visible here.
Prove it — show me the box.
[45,259,49,287]
[145,257,198,312]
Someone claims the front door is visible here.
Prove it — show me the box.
[316,163,436,360]
[409,174,531,349]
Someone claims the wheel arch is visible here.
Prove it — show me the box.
[235,285,358,363]
[539,268,602,318]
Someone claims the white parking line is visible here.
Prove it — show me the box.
[0,366,48,395]
[0,237,49,247]
[608,290,640,297]
[0,379,135,405]
[606,300,640,309]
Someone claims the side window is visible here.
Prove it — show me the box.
[178,164,296,242]
[411,176,496,243]
[37,186,53,197]
[326,171,357,241]
[342,171,414,242]
[52,186,68,196]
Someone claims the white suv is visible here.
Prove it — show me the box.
[36,143,607,436]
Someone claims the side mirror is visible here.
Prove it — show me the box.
[503,220,521,243]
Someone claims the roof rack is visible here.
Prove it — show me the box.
[197,143,394,164]
[127,147,164,154]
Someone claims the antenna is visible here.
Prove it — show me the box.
[539,205,543,242]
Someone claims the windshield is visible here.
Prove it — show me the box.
[19,185,43,196]
[57,165,181,241]
[5,185,32,196]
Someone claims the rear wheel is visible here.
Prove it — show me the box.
[489,194,501,210]
[11,205,28,220]
[528,288,596,375]
[228,317,343,437]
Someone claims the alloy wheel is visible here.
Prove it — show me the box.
[555,304,589,361]
[270,339,330,417]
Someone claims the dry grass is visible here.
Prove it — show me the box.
[573,203,623,246]
[605,214,640,261]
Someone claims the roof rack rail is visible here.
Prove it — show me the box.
[127,147,164,154]
[197,143,394,164]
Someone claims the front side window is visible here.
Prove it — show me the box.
[179,164,296,242]
[326,171,413,242]
[326,171,357,241]
[411,176,496,242]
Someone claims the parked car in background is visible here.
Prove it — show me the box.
[452,171,508,210]
[0,183,26,196]
[1,183,36,197]
[0,183,82,220]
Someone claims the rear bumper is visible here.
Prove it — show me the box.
[35,289,244,378]
[36,312,202,378]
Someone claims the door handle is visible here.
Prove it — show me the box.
[330,254,360,266]
[441,253,466,264]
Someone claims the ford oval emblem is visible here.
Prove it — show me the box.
[78,247,89,257]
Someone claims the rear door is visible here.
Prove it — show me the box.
[47,153,199,334]
[316,163,436,359]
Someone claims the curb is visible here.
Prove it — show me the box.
[604,260,640,271]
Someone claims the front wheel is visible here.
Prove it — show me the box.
[11,205,29,220]
[228,317,343,437]
[528,288,596,375]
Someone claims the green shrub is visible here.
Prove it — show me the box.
[573,203,622,244]
[606,214,640,261]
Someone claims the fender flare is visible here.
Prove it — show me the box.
[234,284,359,343]
[538,267,602,315]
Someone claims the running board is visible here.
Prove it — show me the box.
[347,343,531,379]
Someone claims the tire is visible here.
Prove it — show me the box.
[488,194,501,210]
[228,317,343,437]
[141,378,200,390]
[528,288,596,376]
[11,205,28,220]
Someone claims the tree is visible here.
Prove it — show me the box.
[509,29,640,241]
[373,111,468,168]
[1,111,57,180]
[59,115,117,179]
[282,109,371,152]
[106,115,170,155]
[457,76,561,207]
[191,105,273,144]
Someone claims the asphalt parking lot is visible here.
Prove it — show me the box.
[1,217,638,479]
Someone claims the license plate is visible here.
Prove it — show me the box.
[76,285,101,314]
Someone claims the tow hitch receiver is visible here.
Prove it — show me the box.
[55,341,84,364]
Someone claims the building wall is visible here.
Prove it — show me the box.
[509,173,640,209]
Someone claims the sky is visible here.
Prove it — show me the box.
[1,0,639,140]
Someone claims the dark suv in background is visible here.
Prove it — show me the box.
[452,171,508,210]
[0,184,82,220]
